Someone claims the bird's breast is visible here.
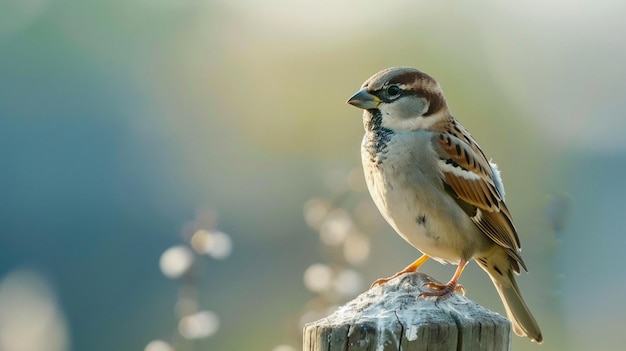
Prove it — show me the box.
[361,130,482,263]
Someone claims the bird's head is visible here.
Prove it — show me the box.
[347,67,449,131]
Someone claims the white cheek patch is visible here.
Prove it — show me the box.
[379,105,444,131]
[377,95,444,131]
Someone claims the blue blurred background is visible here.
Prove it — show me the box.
[1,1,625,350]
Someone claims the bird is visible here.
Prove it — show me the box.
[347,67,543,343]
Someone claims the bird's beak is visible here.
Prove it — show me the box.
[347,88,381,109]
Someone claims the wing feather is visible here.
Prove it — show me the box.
[433,120,525,271]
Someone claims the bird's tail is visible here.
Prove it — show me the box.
[477,252,543,344]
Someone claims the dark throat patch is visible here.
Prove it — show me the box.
[363,109,393,164]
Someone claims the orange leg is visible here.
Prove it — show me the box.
[371,254,430,287]
[419,259,468,298]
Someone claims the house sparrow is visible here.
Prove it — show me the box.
[347,67,542,343]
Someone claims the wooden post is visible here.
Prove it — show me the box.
[303,272,510,351]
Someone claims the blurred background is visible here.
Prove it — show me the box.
[1,0,625,350]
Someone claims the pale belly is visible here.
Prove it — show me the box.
[362,132,490,264]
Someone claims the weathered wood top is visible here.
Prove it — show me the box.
[303,272,510,351]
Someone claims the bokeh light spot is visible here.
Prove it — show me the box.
[303,198,331,230]
[159,245,194,279]
[0,269,69,351]
[178,310,220,339]
[319,208,353,246]
[144,340,174,351]
[191,230,233,259]
[333,269,362,297]
[343,233,370,266]
[272,345,296,351]
[303,263,333,293]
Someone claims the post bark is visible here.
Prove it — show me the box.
[303,272,510,351]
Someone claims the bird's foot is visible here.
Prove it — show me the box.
[419,281,466,299]
[371,272,407,288]
[370,255,430,288]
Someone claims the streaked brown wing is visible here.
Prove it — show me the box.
[433,124,525,271]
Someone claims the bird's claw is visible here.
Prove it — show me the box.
[419,282,466,299]
[371,278,390,288]
[371,272,410,288]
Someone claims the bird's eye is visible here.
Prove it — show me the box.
[386,85,401,97]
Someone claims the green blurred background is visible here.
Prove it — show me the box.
[1,0,625,350]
